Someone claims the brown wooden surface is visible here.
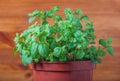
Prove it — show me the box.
[0,0,120,81]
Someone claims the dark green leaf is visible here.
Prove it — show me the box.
[68,43,76,50]
[54,15,62,21]
[96,58,102,63]
[61,46,68,54]
[50,41,57,49]
[59,56,67,62]
[90,42,95,44]
[76,50,85,60]
[99,39,106,48]
[80,16,89,20]
[97,47,106,56]
[107,46,114,56]
[72,21,82,28]
[90,46,97,54]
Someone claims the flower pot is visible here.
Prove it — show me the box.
[31,61,95,81]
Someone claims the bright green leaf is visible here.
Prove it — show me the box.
[76,9,83,15]
[28,9,39,16]
[38,43,49,57]
[53,6,60,11]
[29,16,36,23]
[31,42,38,57]
[53,47,61,57]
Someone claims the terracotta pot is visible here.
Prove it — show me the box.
[31,61,95,81]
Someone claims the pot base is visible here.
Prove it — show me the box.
[32,61,95,81]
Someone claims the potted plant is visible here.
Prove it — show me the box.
[14,6,114,81]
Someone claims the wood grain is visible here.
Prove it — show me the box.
[0,0,120,81]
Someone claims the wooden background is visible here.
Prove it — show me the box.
[0,0,120,81]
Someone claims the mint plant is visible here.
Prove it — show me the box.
[14,6,114,65]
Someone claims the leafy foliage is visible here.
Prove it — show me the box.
[14,6,114,65]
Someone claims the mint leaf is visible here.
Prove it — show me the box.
[97,47,106,56]
[80,16,89,20]
[107,38,112,45]
[21,54,32,66]
[76,9,83,15]
[53,6,60,11]
[99,39,106,48]
[28,9,39,16]
[38,43,49,57]
[107,46,114,56]
[53,47,61,57]
[29,16,36,23]
[76,50,85,60]
[31,42,38,57]
[96,58,102,63]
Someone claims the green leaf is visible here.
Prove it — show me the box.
[74,30,81,37]
[85,22,93,29]
[106,46,114,56]
[72,21,82,28]
[80,16,89,20]
[54,15,62,21]
[21,54,32,66]
[28,9,39,16]
[14,48,18,56]
[38,43,49,57]
[16,44,22,52]
[53,6,60,11]
[53,47,61,57]
[76,9,83,15]
[34,58,39,63]
[99,39,106,48]
[29,16,36,23]
[107,38,112,45]
[45,11,54,18]
[64,8,72,14]
[72,18,82,28]
[77,44,81,49]
[97,47,106,56]
[96,58,102,63]
[31,42,38,57]
[56,35,63,42]
[76,50,85,60]
[14,33,19,43]
[50,41,57,49]
[59,56,67,62]
[90,46,97,54]
[68,43,76,50]
[49,53,54,62]
[61,46,68,54]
